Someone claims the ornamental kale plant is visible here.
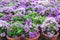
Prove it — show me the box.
[7,21,24,38]
[0,20,10,37]
[41,17,59,37]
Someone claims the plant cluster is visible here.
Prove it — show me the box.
[0,0,60,38]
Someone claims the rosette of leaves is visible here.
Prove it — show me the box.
[27,12,38,20]
[7,21,24,38]
[32,16,46,24]
[21,15,29,21]
[27,12,46,24]
[27,12,38,18]
[11,14,29,24]
[11,15,20,21]
[10,13,24,23]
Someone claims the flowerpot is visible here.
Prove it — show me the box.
[7,36,21,40]
[42,32,59,40]
[25,33,40,40]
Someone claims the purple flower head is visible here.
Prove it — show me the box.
[56,15,60,22]
[26,21,32,28]
[40,10,45,15]
[0,32,6,37]
[34,5,46,13]
[47,32,54,38]
[0,8,3,12]
[34,28,39,33]
[18,24,24,28]
[25,18,32,25]
[54,26,59,31]
[0,20,10,28]
[13,13,22,17]
[40,7,52,15]
[36,24,40,29]
[34,31,38,36]
[29,25,32,28]
[21,34,25,38]
[56,3,60,10]
[2,14,12,22]
[24,24,29,33]
[12,6,18,10]
[15,6,26,14]
[28,30,38,38]
[26,18,31,22]
[49,1,55,6]
[5,7,13,13]
[28,32,35,38]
